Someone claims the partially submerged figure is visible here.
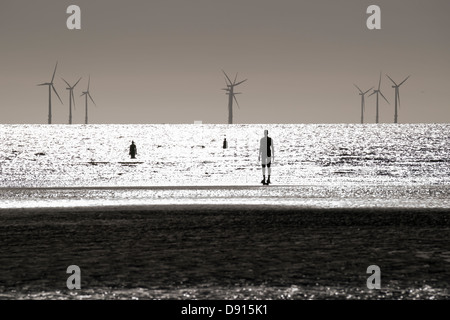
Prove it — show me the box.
[129,141,137,159]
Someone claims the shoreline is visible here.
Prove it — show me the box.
[2,183,450,211]
[2,203,450,213]
[0,185,297,191]
[1,180,449,189]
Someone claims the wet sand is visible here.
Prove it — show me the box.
[1,204,450,299]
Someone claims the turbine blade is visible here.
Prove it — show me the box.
[397,90,401,108]
[87,75,91,91]
[52,85,63,104]
[222,70,233,85]
[354,84,363,93]
[61,78,70,87]
[368,91,376,97]
[386,74,397,86]
[233,95,240,109]
[88,93,96,106]
[379,91,389,104]
[73,77,82,88]
[233,73,238,85]
[399,75,410,86]
[363,87,374,95]
[51,62,58,82]
[378,72,382,90]
[37,83,48,86]
[235,79,247,86]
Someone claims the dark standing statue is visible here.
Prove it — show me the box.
[129,141,137,159]
[258,130,275,185]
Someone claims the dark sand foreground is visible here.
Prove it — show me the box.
[1,205,450,299]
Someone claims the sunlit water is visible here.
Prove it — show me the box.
[1,124,450,300]
[1,124,450,208]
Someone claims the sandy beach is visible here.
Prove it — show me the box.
[1,202,450,299]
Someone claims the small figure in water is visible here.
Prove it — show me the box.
[258,130,274,185]
[129,141,137,159]
[223,137,228,149]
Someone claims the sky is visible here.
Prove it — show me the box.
[0,0,449,124]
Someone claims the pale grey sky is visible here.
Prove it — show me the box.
[0,0,449,124]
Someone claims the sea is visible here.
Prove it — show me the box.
[1,124,450,301]
[1,123,450,208]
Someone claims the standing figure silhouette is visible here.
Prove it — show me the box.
[258,130,274,185]
[129,141,137,159]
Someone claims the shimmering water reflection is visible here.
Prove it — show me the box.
[1,124,450,189]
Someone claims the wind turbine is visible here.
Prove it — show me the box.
[37,62,63,124]
[221,70,247,124]
[386,74,410,124]
[354,84,373,124]
[80,76,96,124]
[369,72,389,123]
[61,77,82,124]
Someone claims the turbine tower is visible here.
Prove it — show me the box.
[369,72,389,123]
[222,70,247,124]
[61,77,82,124]
[386,74,410,124]
[37,62,63,124]
[80,76,96,124]
[354,84,373,124]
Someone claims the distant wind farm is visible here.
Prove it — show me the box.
[355,73,411,124]
[38,62,97,125]
[37,62,414,125]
